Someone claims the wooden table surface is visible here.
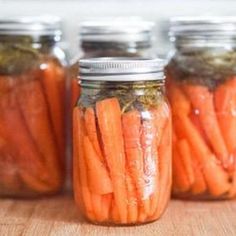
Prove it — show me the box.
[0,193,235,236]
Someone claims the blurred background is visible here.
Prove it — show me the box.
[1,0,236,57]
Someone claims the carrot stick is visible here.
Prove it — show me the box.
[90,193,103,222]
[42,61,65,161]
[191,156,207,195]
[96,97,127,223]
[172,145,191,193]
[17,79,62,189]
[177,139,195,186]
[73,107,85,212]
[176,115,230,196]
[101,194,112,221]
[168,82,191,116]
[122,110,148,215]
[183,84,228,165]
[73,107,95,221]
[126,170,138,224]
[214,79,236,170]
[149,106,169,216]
[189,111,210,146]
[84,107,103,160]
[111,199,120,224]
[83,136,113,195]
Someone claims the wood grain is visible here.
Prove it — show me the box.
[0,194,235,236]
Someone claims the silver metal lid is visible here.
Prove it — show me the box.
[79,57,165,81]
[169,17,236,49]
[170,17,236,38]
[0,16,62,36]
[80,18,154,43]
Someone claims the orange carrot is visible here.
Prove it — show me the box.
[172,146,191,193]
[149,105,169,216]
[84,107,103,160]
[73,107,85,212]
[17,79,62,189]
[177,139,195,186]
[176,115,230,196]
[191,157,207,195]
[83,136,113,195]
[122,110,148,214]
[168,82,191,116]
[126,171,138,224]
[214,78,236,170]
[111,200,120,224]
[73,107,95,221]
[42,61,65,161]
[183,84,228,165]
[90,193,102,222]
[96,97,127,223]
[101,194,112,221]
[189,111,210,146]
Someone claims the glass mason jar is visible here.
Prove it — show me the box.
[0,17,66,197]
[73,58,172,225]
[69,19,155,110]
[166,17,236,200]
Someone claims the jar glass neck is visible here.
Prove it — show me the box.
[81,41,151,51]
[80,80,164,90]
[173,35,236,52]
[0,34,60,46]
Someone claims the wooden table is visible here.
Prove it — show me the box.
[0,194,235,236]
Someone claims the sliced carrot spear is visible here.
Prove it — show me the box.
[17,79,62,189]
[73,107,95,221]
[168,82,191,116]
[176,114,230,196]
[84,107,103,160]
[73,107,85,212]
[183,84,228,165]
[96,97,127,223]
[122,110,148,215]
[177,139,195,186]
[42,61,65,161]
[126,170,138,224]
[101,194,112,221]
[190,155,207,195]
[214,78,236,170]
[83,136,113,195]
[149,105,169,216]
[172,145,191,193]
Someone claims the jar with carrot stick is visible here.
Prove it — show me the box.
[0,17,66,197]
[73,58,172,225]
[166,17,236,200]
[69,18,155,110]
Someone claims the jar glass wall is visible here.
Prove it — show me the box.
[166,17,236,200]
[0,16,67,197]
[73,58,172,225]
